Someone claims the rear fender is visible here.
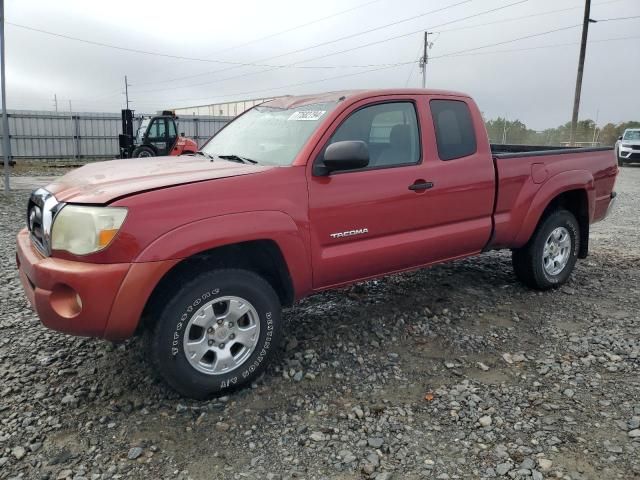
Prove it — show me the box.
[134,211,312,298]
[513,170,594,247]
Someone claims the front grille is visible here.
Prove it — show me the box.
[27,189,60,256]
[632,145,640,151]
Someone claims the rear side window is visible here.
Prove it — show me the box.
[430,100,477,160]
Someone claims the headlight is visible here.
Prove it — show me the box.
[621,144,632,148]
[51,205,128,255]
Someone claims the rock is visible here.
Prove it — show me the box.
[127,447,143,460]
[215,422,230,432]
[292,371,304,382]
[376,473,393,480]
[61,394,77,405]
[11,446,26,460]
[537,458,553,471]
[628,429,640,438]
[478,415,492,427]
[368,437,384,448]
[520,458,534,470]
[309,432,324,442]
[57,470,73,480]
[477,362,490,371]
[496,462,512,475]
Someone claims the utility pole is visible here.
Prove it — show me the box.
[569,0,594,146]
[53,94,58,112]
[502,116,510,144]
[1,0,10,194]
[124,75,130,110]
[420,32,432,89]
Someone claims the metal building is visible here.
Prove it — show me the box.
[0,110,232,161]
[172,96,285,117]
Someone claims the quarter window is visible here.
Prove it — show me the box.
[430,100,477,160]
[328,102,420,168]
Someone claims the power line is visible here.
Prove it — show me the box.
[433,0,631,33]
[131,0,476,88]
[596,14,640,21]
[431,34,640,59]
[84,31,638,111]
[201,0,385,57]
[132,21,606,107]
[5,21,380,69]
[132,0,529,95]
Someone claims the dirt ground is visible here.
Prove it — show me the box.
[0,166,639,480]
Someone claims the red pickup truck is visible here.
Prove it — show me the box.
[16,89,618,398]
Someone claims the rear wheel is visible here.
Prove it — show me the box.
[148,269,283,399]
[132,146,155,158]
[512,209,580,290]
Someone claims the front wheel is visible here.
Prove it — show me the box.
[512,209,580,290]
[132,146,155,158]
[148,269,283,399]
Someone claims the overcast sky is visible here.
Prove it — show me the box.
[4,0,639,130]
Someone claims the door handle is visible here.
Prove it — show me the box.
[408,181,434,191]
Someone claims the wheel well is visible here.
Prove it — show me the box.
[541,189,589,258]
[139,240,294,332]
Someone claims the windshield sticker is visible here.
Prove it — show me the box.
[288,110,326,121]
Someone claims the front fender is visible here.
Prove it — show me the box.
[513,170,594,247]
[134,210,312,297]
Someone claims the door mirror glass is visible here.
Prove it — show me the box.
[323,140,369,172]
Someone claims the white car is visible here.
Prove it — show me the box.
[617,128,640,166]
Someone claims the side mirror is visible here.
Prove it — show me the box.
[618,136,623,141]
[322,141,369,173]
[180,132,185,137]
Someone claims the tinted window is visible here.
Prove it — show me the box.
[168,119,177,137]
[430,100,477,160]
[148,119,166,139]
[328,102,420,168]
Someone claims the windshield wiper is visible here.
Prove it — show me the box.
[217,154,259,165]
[193,151,216,160]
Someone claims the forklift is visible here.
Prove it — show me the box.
[118,109,198,158]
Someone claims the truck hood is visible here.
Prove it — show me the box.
[46,156,273,204]
[621,139,640,146]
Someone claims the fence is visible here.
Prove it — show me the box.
[0,110,233,161]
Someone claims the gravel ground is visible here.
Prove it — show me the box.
[1,167,639,480]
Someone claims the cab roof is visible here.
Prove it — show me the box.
[262,89,470,109]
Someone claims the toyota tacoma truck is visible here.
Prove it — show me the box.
[16,89,618,398]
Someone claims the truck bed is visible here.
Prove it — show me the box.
[491,143,613,159]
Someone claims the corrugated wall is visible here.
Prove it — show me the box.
[0,110,232,161]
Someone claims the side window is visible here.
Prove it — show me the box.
[430,100,477,160]
[148,119,167,139]
[328,102,420,168]
[168,119,177,138]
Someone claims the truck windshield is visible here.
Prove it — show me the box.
[201,102,337,166]
[136,118,150,144]
[623,130,640,140]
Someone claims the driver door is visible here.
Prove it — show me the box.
[146,118,170,155]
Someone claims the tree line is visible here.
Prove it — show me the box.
[485,118,640,146]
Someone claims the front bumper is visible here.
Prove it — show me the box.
[619,147,640,161]
[16,228,178,341]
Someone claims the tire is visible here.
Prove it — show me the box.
[148,269,283,399]
[618,154,627,167]
[132,146,156,158]
[512,209,580,290]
